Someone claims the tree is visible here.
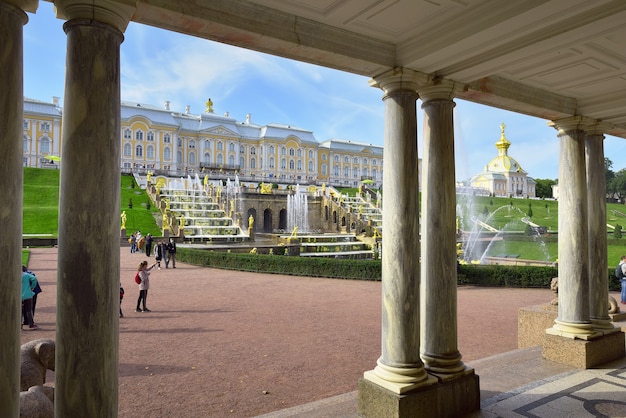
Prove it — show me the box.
[534,178,557,199]
[608,168,626,203]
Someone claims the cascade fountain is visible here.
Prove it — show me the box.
[287,185,309,233]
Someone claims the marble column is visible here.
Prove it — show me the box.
[585,125,616,332]
[362,68,436,394]
[53,1,134,416]
[547,117,597,338]
[418,82,466,376]
[0,2,33,415]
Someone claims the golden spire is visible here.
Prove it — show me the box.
[495,122,511,156]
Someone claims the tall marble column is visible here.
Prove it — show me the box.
[54,1,134,416]
[585,125,616,332]
[418,82,466,376]
[0,2,34,415]
[362,68,435,394]
[547,117,597,338]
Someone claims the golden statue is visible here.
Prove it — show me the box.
[205,98,214,113]
[162,213,169,231]
[146,171,152,185]
[203,174,208,187]
[248,215,255,241]
[290,226,298,238]
[120,211,127,230]
[179,215,185,227]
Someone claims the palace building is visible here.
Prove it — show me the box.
[469,123,536,198]
[23,97,383,189]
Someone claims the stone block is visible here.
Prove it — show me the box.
[518,304,557,349]
[358,372,479,418]
[542,331,625,368]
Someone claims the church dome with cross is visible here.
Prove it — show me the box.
[469,123,536,198]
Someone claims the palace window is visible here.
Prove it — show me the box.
[229,143,235,152]
[24,120,30,130]
[251,158,256,169]
[189,140,195,149]
[205,140,210,148]
[269,157,275,168]
[281,147,286,156]
[372,169,377,179]
[190,152,196,164]
[251,147,256,155]
[147,145,154,159]
[363,158,368,165]
[289,160,295,170]
[135,130,143,140]
[163,133,171,143]
[354,157,358,165]
[334,155,339,162]
[308,161,313,171]
[344,167,349,177]
[135,144,143,157]
[147,131,154,141]
[269,145,275,154]
[353,167,358,177]
[362,168,368,177]
[164,147,171,161]
[40,122,50,132]
[240,145,245,153]
[177,138,182,147]
[334,165,339,176]
[240,157,245,168]
[23,135,29,152]
[177,151,182,164]
[217,154,223,165]
[40,137,50,154]
[289,148,295,156]
[297,149,302,157]
[322,164,327,175]
[124,143,131,157]
[228,155,234,166]
[281,158,286,169]
[308,150,313,159]
[322,154,327,161]
[344,156,349,163]
[217,141,223,151]
[124,129,132,139]
[204,153,211,163]
[297,160,302,171]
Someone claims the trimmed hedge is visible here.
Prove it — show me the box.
[178,247,621,291]
[177,247,382,280]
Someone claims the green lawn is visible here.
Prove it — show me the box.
[23,168,160,236]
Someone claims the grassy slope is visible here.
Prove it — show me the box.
[23,168,160,236]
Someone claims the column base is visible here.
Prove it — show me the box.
[358,371,479,418]
[542,331,625,368]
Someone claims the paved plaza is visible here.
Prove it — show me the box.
[21,247,626,417]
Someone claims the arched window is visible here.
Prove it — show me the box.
[217,154,223,165]
[177,151,182,164]
[270,157,275,168]
[281,158,286,169]
[124,129,132,139]
[344,167,349,177]
[362,167,368,177]
[164,147,171,160]
[269,145,275,154]
[308,150,313,159]
[344,156,349,163]
[229,142,235,152]
[240,145,245,153]
[353,167,358,177]
[40,137,50,154]
[251,157,256,169]
[228,155,234,166]
[308,161,313,171]
[289,148,295,156]
[239,156,245,168]
[289,160,295,170]
[372,159,377,166]
[281,147,286,156]
[135,130,143,140]
[124,143,132,157]
[334,155,339,162]
[372,169,377,179]
[334,165,339,176]
[135,144,143,157]
[363,158,368,165]
[189,152,196,164]
[322,164,327,175]
[147,131,154,141]
[189,140,195,149]
[177,138,182,147]
[217,141,223,151]
[203,153,211,163]
[23,135,29,152]
[163,133,171,143]
[251,146,256,155]
[205,140,210,148]
[147,145,154,159]
[354,157,359,164]
[297,149,302,157]
[297,160,302,170]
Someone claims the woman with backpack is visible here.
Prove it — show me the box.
[136,260,157,313]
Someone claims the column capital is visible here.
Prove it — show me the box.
[55,0,136,32]
[549,116,611,137]
[4,0,38,13]
[417,78,461,102]
[369,67,428,96]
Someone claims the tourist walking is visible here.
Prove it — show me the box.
[166,238,177,268]
[155,240,164,269]
[129,232,137,253]
[21,266,39,330]
[136,260,157,312]
[145,233,153,257]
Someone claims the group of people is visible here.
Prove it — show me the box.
[21,266,42,330]
[153,237,177,269]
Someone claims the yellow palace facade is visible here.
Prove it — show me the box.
[23,97,383,188]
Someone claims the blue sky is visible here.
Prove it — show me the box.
[23,2,624,181]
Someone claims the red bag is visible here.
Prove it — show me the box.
[134,272,141,285]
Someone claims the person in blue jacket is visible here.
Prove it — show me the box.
[21,266,39,330]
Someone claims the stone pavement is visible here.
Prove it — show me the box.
[21,246,626,417]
